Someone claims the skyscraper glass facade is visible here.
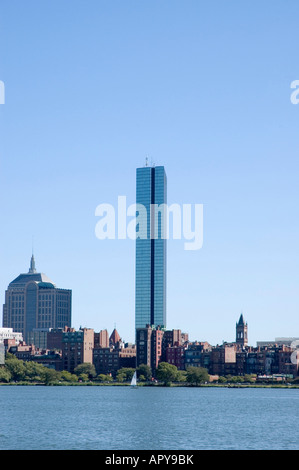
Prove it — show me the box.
[135,165,167,330]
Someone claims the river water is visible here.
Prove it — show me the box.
[0,386,298,450]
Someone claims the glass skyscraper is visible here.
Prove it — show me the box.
[135,165,167,330]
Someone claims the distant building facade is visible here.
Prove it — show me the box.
[182,342,299,378]
[136,325,187,372]
[27,328,51,349]
[166,345,186,370]
[62,327,94,373]
[184,342,212,371]
[94,329,109,348]
[93,347,120,377]
[47,328,65,351]
[0,327,23,345]
[136,326,153,369]
[256,337,299,348]
[210,344,237,376]
[93,344,136,377]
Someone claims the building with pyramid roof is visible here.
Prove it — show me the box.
[109,328,121,346]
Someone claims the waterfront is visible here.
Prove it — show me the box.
[0,386,298,450]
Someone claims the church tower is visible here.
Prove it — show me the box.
[236,314,248,347]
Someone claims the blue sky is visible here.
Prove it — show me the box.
[0,0,298,346]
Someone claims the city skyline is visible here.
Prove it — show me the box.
[1,242,296,350]
[0,1,298,347]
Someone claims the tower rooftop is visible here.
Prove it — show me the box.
[8,256,55,288]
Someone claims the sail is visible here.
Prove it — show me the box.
[131,371,137,387]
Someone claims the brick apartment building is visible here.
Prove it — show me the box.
[93,344,136,377]
[61,327,94,373]
[94,329,109,348]
[166,345,186,370]
[136,325,188,371]
[184,342,212,371]
[183,342,298,378]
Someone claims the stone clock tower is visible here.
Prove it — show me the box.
[236,314,248,347]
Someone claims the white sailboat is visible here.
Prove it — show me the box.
[130,371,137,388]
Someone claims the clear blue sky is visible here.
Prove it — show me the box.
[0,0,298,346]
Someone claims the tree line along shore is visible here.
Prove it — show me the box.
[1,353,299,388]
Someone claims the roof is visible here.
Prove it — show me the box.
[109,328,121,345]
[8,255,56,288]
[9,272,56,288]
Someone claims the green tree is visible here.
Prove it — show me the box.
[0,367,11,383]
[97,374,113,383]
[176,370,187,382]
[74,363,96,379]
[5,352,17,361]
[61,371,78,383]
[43,368,61,385]
[137,364,152,381]
[5,358,26,382]
[244,374,255,383]
[186,366,209,386]
[23,362,46,383]
[218,376,227,383]
[116,368,135,383]
[78,373,89,382]
[116,371,126,382]
[229,375,244,384]
[156,362,178,386]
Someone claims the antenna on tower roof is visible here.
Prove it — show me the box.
[145,157,149,167]
[29,236,37,274]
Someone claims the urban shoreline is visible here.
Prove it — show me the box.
[0,381,298,389]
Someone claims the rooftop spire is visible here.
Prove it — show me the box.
[29,254,37,274]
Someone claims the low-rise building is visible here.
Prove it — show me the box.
[166,345,186,370]
[210,344,237,376]
[9,342,36,361]
[27,328,51,349]
[62,327,94,373]
[94,329,109,348]
[0,327,23,345]
[93,344,136,377]
[32,351,63,371]
[93,347,120,377]
[47,328,65,351]
[136,325,188,372]
[184,342,212,371]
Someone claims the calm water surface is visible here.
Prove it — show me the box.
[0,386,298,450]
